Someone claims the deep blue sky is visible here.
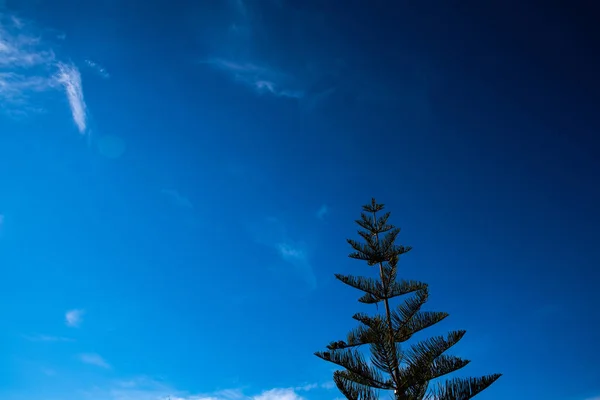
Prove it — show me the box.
[1,1,599,399]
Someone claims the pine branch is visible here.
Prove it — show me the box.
[386,280,428,302]
[370,338,401,377]
[427,355,471,380]
[429,374,502,400]
[390,289,429,332]
[315,349,389,389]
[347,238,386,265]
[326,325,374,350]
[362,198,385,213]
[334,370,380,400]
[405,383,428,400]
[399,331,467,390]
[352,313,384,330]
[404,331,467,368]
[396,311,449,342]
[335,274,382,297]
[336,273,426,305]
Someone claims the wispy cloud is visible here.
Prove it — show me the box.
[89,378,311,400]
[79,353,111,369]
[249,217,316,289]
[277,243,306,261]
[294,382,333,391]
[56,62,87,133]
[65,309,85,327]
[0,12,89,131]
[199,1,304,99]
[202,58,303,98]
[202,0,425,110]
[8,369,332,400]
[294,384,318,391]
[161,189,194,210]
[0,21,55,68]
[231,0,248,17]
[84,59,110,79]
[294,381,335,392]
[0,14,57,110]
[253,389,305,400]
[316,204,328,219]
[24,334,74,342]
[41,367,57,376]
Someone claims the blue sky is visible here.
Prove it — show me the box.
[1,1,599,399]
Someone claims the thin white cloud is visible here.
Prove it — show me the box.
[316,204,328,219]
[24,334,74,342]
[9,371,331,400]
[0,23,55,68]
[0,72,52,104]
[161,189,194,210]
[299,87,336,112]
[199,0,304,99]
[231,0,248,17]
[294,384,317,391]
[84,59,110,79]
[65,309,85,327]
[248,216,316,288]
[9,15,24,29]
[41,367,57,376]
[0,14,57,111]
[277,243,306,261]
[253,389,304,400]
[56,62,87,133]
[0,12,90,132]
[79,353,111,369]
[103,380,306,400]
[202,58,303,99]
[295,381,334,392]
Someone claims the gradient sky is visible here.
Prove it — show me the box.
[1,1,599,400]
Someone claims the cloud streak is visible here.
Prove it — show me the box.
[56,62,87,133]
[85,59,110,79]
[85,377,315,400]
[295,382,334,391]
[253,389,304,400]
[65,309,84,327]
[0,14,57,110]
[249,217,316,289]
[0,12,89,131]
[277,243,306,261]
[79,353,111,369]
[202,58,303,99]
[199,1,304,99]
[161,189,194,210]
[24,334,74,342]
[316,205,328,219]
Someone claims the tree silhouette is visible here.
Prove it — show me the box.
[315,198,501,400]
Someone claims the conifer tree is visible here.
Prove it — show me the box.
[315,199,501,400]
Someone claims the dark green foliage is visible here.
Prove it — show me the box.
[315,199,501,400]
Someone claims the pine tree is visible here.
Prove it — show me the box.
[315,198,501,400]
